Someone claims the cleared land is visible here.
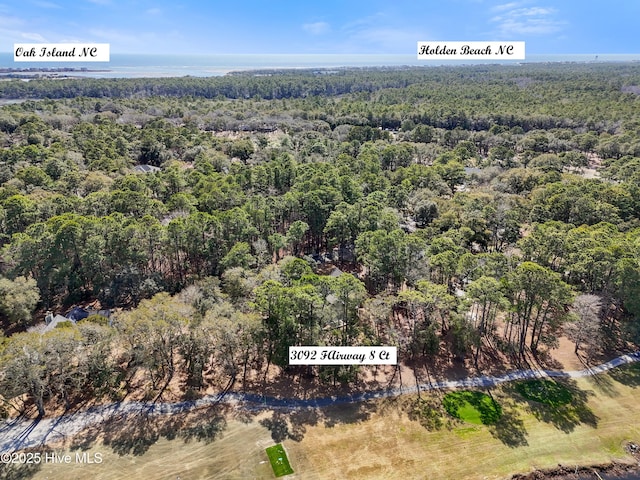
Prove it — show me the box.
[8,363,640,480]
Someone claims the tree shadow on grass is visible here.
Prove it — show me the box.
[179,410,227,444]
[608,363,640,388]
[100,412,171,456]
[70,405,229,457]
[488,398,528,448]
[259,400,375,444]
[259,412,291,443]
[0,459,43,480]
[439,388,528,448]
[233,407,258,425]
[507,378,598,433]
[442,390,503,425]
[322,400,375,429]
[407,397,448,431]
[68,422,102,452]
[258,409,317,443]
[287,408,321,442]
[585,370,619,398]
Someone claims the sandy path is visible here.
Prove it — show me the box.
[1,351,638,454]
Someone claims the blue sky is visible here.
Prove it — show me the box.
[0,0,637,55]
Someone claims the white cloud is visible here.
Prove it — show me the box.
[491,2,523,12]
[491,4,565,36]
[58,36,85,43]
[32,1,61,8]
[87,27,184,53]
[20,32,48,41]
[351,26,420,47]
[339,13,424,53]
[0,12,50,45]
[0,26,49,46]
[88,28,149,44]
[303,22,330,35]
[146,8,162,16]
[342,13,381,32]
[0,14,24,28]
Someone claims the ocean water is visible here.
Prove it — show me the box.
[1,53,639,78]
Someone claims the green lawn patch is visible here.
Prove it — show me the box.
[514,379,573,407]
[266,443,294,477]
[443,390,502,425]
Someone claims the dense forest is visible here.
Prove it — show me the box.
[0,63,639,416]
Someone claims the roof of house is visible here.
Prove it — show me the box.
[66,306,90,322]
[329,267,344,277]
[42,314,75,333]
[133,164,161,173]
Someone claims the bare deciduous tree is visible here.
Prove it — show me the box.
[565,293,602,360]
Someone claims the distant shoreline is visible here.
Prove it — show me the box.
[0,67,111,80]
[0,52,639,79]
[0,67,109,72]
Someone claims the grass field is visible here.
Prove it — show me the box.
[443,390,503,425]
[15,363,640,480]
[265,443,294,477]
[514,379,574,407]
